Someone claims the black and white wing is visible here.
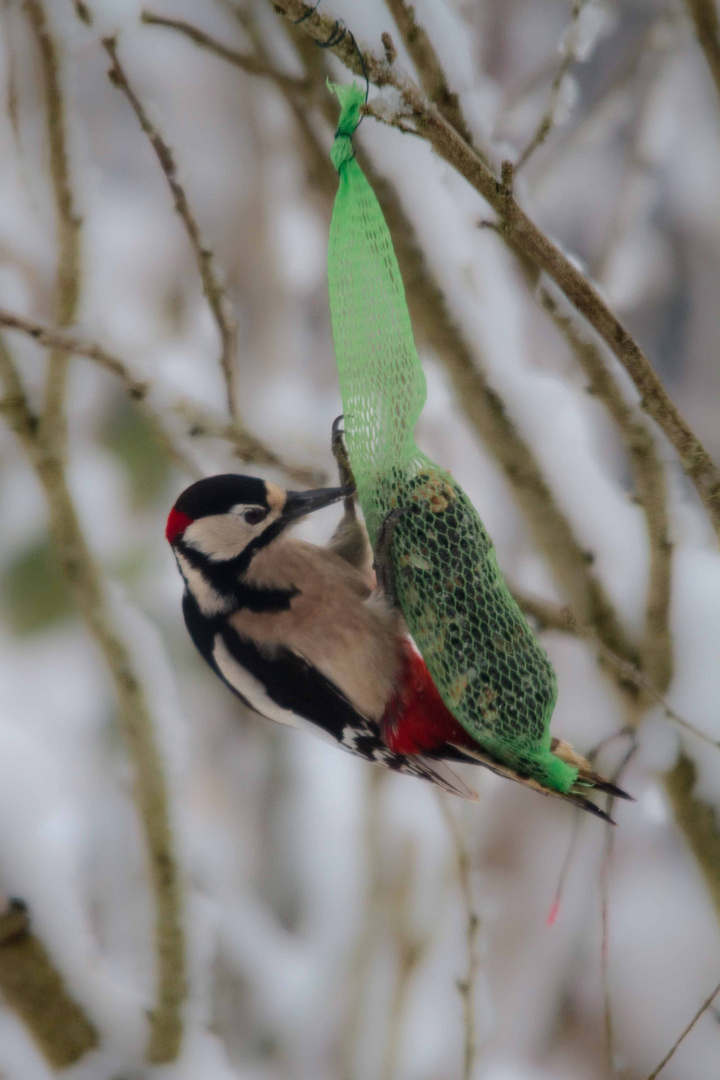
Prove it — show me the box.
[183,592,476,800]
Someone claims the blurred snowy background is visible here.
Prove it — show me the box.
[1,0,720,1077]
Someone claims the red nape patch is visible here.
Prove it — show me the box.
[381,641,476,756]
[165,507,194,544]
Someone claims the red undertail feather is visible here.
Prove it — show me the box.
[382,640,476,756]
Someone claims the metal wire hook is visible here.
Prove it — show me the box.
[294,4,370,120]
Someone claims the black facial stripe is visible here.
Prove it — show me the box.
[178,510,291,584]
[228,517,289,576]
[178,541,297,612]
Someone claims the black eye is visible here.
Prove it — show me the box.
[243,507,268,526]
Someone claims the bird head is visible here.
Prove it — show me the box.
[166,473,348,564]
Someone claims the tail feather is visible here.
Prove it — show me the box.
[552,737,634,802]
[447,741,621,822]
[418,758,479,801]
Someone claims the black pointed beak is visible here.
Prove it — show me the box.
[282,485,351,523]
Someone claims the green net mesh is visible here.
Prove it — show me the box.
[327,83,577,794]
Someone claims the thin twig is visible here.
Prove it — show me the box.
[0,338,185,1064]
[0,310,148,393]
[437,795,480,1080]
[0,310,322,486]
[102,36,239,417]
[530,14,679,197]
[514,589,720,750]
[25,0,82,449]
[645,975,720,1080]
[515,0,590,170]
[539,287,673,694]
[597,737,638,1078]
[141,11,308,92]
[382,0,481,154]
[269,0,720,542]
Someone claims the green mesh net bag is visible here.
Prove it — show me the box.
[327,82,577,795]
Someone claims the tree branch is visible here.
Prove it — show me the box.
[102,36,239,418]
[382,0,479,153]
[0,901,98,1069]
[437,796,480,1080]
[645,967,720,1080]
[270,0,720,542]
[141,11,308,92]
[515,0,590,170]
[0,310,323,487]
[25,0,82,450]
[0,339,186,1063]
[539,288,673,693]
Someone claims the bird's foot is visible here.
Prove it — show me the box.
[331,415,357,517]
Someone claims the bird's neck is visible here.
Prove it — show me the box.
[178,535,299,616]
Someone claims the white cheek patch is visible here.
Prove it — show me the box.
[212,635,339,747]
[175,552,232,616]
[184,514,249,562]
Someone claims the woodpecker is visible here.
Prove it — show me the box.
[167,428,629,818]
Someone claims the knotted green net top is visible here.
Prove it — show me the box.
[327,82,576,794]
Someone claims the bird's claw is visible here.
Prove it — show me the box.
[331,414,357,508]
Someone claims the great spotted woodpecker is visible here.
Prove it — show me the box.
[166,426,629,818]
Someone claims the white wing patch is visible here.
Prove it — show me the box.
[212,636,478,800]
[212,635,338,746]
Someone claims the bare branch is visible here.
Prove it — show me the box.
[646,970,720,1079]
[0,901,98,1068]
[598,737,639,1078]
[102,36,239,417]
[25,0,82,448]
[0,310,147,392]
[539,289,673,693]
[515,0,589,171]
[0,338,185,1063]
[0,310,322,487]
[514,590,720,751]
[270,0,720,542]
[383,0,479,152]
[141,11,308,91]
[437,796,480,1080]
